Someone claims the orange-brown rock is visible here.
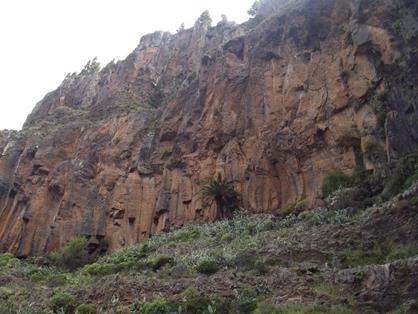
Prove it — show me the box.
[1,0,417,256]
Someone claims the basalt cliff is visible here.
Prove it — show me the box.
[0,0,417,256]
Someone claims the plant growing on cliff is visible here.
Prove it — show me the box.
[177,22,185,33]
[392,20,402,35]
[384,153,418,197]
[49,236,94,271]
[200,173,240,220]
[160,148,172,161]
[198,10,212,25]
[321,170,352,198]
[80,57,101,75]
[344,31,353,46]
[149,82,165,108]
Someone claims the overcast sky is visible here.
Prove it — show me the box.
[0,0,254,130]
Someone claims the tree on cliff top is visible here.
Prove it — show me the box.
[177,22,185,33]
[200,173,239,220]
[248,0,295,17]
[80,57,101,75]
[198,10,212,25]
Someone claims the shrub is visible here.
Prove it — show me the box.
[220,232,233,242]
[182,296,213,313]
[166,226,200,242]
[385,244,418,262]
[239,299,259,313]
[50,292,75,312]
[338,242,388,268]
[198,10,212,25]
[149,254,174,271]
[244,15,265,30]
[75,303,96,314]
[81,262,116,276]
[0,252,15,267]
[384,154,418,197]
[47,274,67,287]
[254,303,352,314]
[254,260,269,275]
[344,31,353,46]
[233,251,257,270]
[321,170,352,198]
[313,283,342,298]
[392,20,402,34]
[298,210,314,221]
[149,82,165,108]
[140,298,176,314]
[277,198,308,217]
[50,236,93,271]
[409,196,418,206]
[196,260,219,275]
[160,148,172,161]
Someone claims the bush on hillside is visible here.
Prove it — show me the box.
[49,236,94,271]
[321,170,352,198]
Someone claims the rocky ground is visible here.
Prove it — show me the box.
[0,182,417,314]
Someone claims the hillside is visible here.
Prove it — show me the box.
[0,182,417,313]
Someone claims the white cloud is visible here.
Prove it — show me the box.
[0,0,254,130]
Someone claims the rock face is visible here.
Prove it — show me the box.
[0,0,417,256]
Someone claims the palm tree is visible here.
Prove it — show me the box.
[200,173,239,219]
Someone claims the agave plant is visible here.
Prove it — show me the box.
[200,173,240,219]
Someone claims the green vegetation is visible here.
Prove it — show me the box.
[338,242,418,268]
[384,153,418,197]
[50,292,75,312]
[392,20,402,35]
[321,170,352,198]
[244,15,265,30]
[149,82,165,108]
[277,198,308,217]
[0,204,415,312]
[344,31,353,46]
[75,303,96,314]
[385,244,418,262]
[196,259,219,275]
[200,173,240,219]
[49,236,95,271]
[313,283,343,299]
[177,22,185,33]
[140,298,175,314]
[160,148,172,161]
[149,254,174,271]
[80,57,101,75]
[254,303,352,314]
[198,10,212,25]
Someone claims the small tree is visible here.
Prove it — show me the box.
[248,1,261,16]
[177,22,185,33]
[221,14,228,23]
[80,57,101,75]
[321,170,352,198]
[200,173,239,219]
[198,10,212,25]
[49,235,99,271]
